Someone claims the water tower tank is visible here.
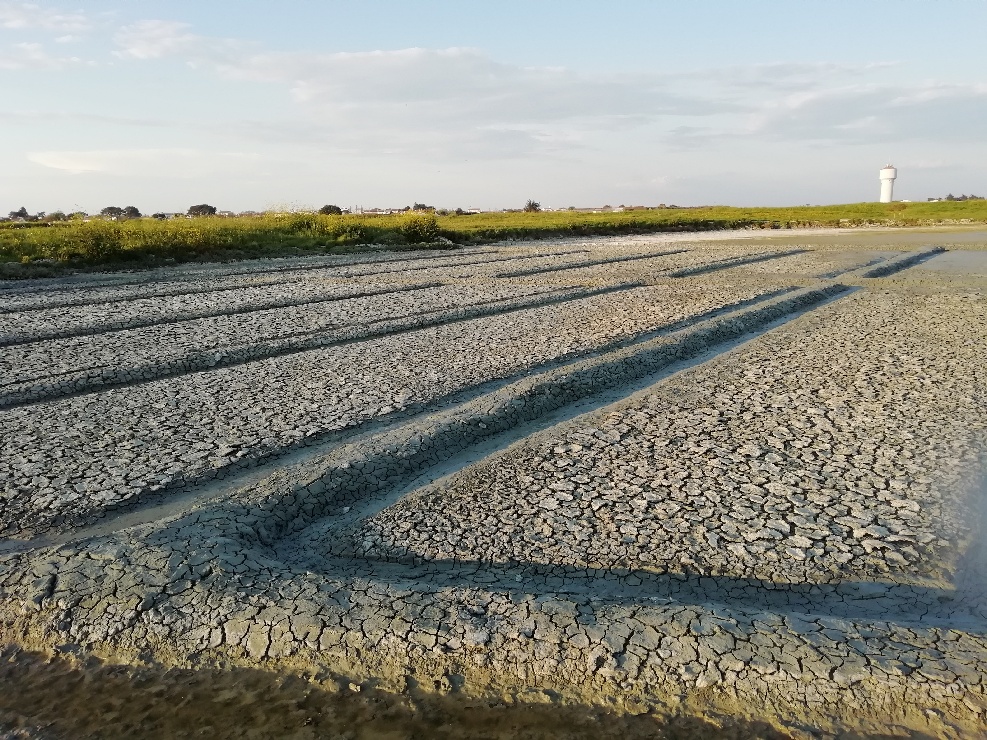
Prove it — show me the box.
[879,165,897,203]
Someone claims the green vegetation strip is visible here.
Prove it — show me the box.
[2,201,986,271]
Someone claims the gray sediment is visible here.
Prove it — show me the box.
[1,236,985,739]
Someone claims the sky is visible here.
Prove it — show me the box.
[2,0,985,213]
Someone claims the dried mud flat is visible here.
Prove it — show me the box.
[1,228,986,739]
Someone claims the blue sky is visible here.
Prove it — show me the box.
[2,1,985,213]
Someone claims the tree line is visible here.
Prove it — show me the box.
[5,200,543,223]
[3,204,220,222]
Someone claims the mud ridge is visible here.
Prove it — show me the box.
[494,250,687,278]
[0,284,618,408]
[665,249,806,277]
[0,248,505,309]
[0,282,443,346]
[859,246,946,277]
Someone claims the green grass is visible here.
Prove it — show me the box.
[2,201,986,274]
[0,212,441,268]
[435,200,987,240]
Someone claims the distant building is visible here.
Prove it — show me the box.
[879,165,897,203]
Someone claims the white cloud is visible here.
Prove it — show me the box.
[0,41,83,69]
[27,148,267,177]
[0,109,174,127]
[0,2,89,32]
[750,82,987,143]
[683,61,898,92]
[111,22,750,159]
[112,20,210,60]
[665,80,987,149]
[112,21,942,166]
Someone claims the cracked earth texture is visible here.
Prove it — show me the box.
[1,230,985,739]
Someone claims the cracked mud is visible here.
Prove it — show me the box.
[1,230,985,739]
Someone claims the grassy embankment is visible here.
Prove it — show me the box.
[1,200,986,274]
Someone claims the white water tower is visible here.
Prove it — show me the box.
[879,164,897,203]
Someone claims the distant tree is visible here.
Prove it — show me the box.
[122,205,141,219]
[151,212,167,219]
[945,193,956,201]
[412,202,434,212]
[454,207,465,216]
[43,211,67,222]
[68,211,87,220]
[523,199,541,212]
[318,204,343,215]
[8,206,28,219]
[187,204,217,217]
[100,206,124,218]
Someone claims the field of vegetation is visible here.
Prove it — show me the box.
[2,200,986,273]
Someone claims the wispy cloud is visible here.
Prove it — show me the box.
[0,108,173,127]
[111,21,753,158]
[0,2,89,32]
[9,10,982,209]
[749,82,987,143]
[27,148,268,176]
[681,61,898,92]
[665,80,987,149]
[113,19,214,60]
[0,41,86,69]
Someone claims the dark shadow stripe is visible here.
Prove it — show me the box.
[495,250,688,278]
[665,249,807,277]
[0,284,632,409]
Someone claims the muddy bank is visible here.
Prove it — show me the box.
[0,648,792,740]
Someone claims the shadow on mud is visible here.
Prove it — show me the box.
[0,647,795,740]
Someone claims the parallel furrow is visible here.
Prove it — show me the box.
[0,281,439,345]
[0,248,586,313]
[220,284,852,548]
[665,248,806,277]
[859,246,945,277]
[0,284,617,408]
[0,248,491,308]
[494,250,687,278]
[0,282,779,536]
